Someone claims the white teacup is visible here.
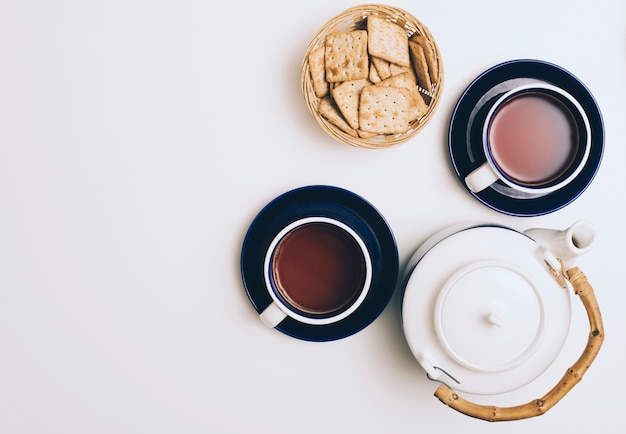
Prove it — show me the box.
[464,83,591,196]
[260,216,373,328]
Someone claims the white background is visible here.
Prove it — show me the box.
[1,0,624,432]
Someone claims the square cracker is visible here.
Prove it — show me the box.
[324,30,369,82]
[371,56,392,80]
[377,72,427,121]
[359,85,410,134]
[369,62,381,83]
[318,96,358,138]
[389,62,416,83]
[308,46,328,98]
[331,78,371,129]
[357,129,378,138]
[367,15,410,67]
[410,35,438,84]
[409,41,432,91]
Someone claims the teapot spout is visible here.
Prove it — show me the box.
[524,220,595,269]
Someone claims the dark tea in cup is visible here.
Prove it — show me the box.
[272,221,366,316]
[261,217,372,327]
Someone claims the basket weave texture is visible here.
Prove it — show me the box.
[301,4,444,149]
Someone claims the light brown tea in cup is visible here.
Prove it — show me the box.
[271,222,367,316]
[488,92,579,186]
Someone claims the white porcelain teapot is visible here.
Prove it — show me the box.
[400,220,604,422]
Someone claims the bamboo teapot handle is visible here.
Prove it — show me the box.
[434,267,604,422]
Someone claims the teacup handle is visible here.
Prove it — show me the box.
[259,302,287,328]
[464,162,498,193]
[434,266,604,422]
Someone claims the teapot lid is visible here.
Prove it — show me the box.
[401,225,572,395]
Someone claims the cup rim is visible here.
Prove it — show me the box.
[481,82,591,195]
[263,216,373,325]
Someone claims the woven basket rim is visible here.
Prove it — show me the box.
[301,4,444,149]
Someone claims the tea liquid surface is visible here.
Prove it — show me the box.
[272,222,366,315]
[488,93,578,186]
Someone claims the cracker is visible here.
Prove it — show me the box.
[408,41,432,91]
[308,46,328,98]
[324,30,369,82]
[367,15,410,67]
[410,35,438,84]
[389,63,417,83]
[357,129,378,139]
[369,62,381,83]
[358,85,410,134]
[377,72,427,121]
[331,79,371,129]
[318,96,358,138]
[371,56,392,80]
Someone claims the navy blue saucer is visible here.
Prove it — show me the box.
[448,59,604,216]
[240,185,399,342]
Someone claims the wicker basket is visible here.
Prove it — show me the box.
[301,4,444,149]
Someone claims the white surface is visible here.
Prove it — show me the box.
[0,0,624,432]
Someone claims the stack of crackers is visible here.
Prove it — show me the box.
[308,14,439,139]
